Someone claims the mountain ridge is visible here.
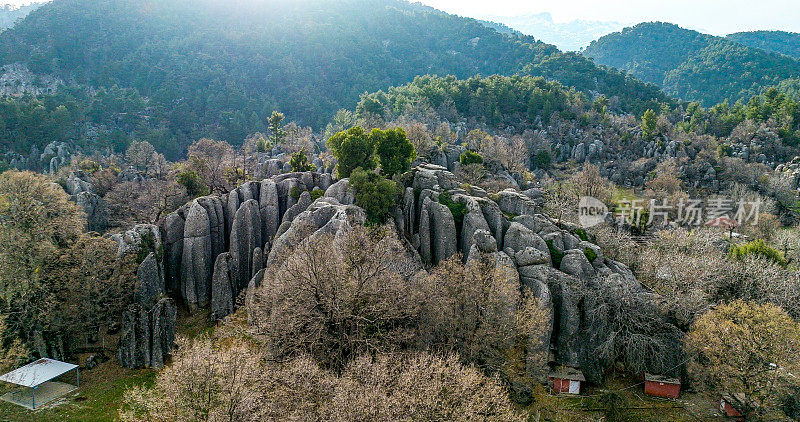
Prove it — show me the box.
[583,22,800,105]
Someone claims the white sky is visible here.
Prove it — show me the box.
[4,0,800,36]
[417,0,800,35]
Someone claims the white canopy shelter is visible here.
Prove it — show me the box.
[0,358,79,410]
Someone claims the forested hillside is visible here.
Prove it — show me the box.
[584,22,800,105]
[0,0,669,157]
[728,30,800,58]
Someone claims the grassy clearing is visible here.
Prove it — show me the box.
[522,373,725,421]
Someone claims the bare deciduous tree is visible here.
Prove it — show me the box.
[249,226,422,369]
[121,338,524,422]
[105,179,188,228]
[186,139,236,194]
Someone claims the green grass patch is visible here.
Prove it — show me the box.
[310,188,324,201]
[438,192,467,228]
[547,240,565,268]
[584,247,598,263]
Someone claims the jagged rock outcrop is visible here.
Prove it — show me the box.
[161,171,343,320]
[396,165,677,383]
[211,252,235,320]
[229,199,262,292]
[267,197,366,268]
[252,247,264,276]
[117,298,176,369]
[427,200,457,265]
[259,179,280,243]
[163,211,186,295]
[112,224,162,259]
[150,298,177,369]
[324,178,354,205]
[66,171,92,196]
[76,191,107,232]
[458,196,491,259]
[135,252,165,309]
[182,201,213,311]
[117,305,150,369]
[496,189,540,217]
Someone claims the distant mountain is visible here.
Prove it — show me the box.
[485,13,626,52]
[583,22,800,106]
[0,0,670,156]
[0,3,42,31]
[727,30,800,59]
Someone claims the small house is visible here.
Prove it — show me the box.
[643,373,681,399]
[549,367,585,394]
[720,393,746,421]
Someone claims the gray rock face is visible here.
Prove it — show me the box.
[182,202,213,311]
[503,222,548,256]
[211,252,235,321]
[117,305,150,369]
[113,224,162,259]
[277,191,313,238]
[277,178,301,216]
[472,229,497,253]
[324,179,354,205]
[458,196,490,259]
[413,168,439,191]
[393,165,682,384]
[418,197,432,264]
[580,241,604,267]
[542,231,581,254]
[76,191,107,232]
[401,187,415,236]
[265,159,283,177]
[163,211,185,295]
[150,298,177,369]
[428,200,457,265]
[118,298,176,369]
[560,249,596,280]
[267,199,366,268]
[259,179,280,243]
[517,264,582,369]
[497,189,539,217]
[135,253,164,309]
[229,200,262,291]
[513,214,560,236]
[514,247,551,267]
[252,247,264,276]
[476,197,506,247]
[197,196,226,260]
[226,190,240,241]
[66,172,92,196]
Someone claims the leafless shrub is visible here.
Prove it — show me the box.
[418,254,549,379]
[121,337,524,422]
[585,280,684,378]
[248,226,422,369]
[105,179,188,228]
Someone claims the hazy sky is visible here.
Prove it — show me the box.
[5,0,800,36]
[417,0,800,35]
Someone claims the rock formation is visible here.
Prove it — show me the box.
[394,164,676,383]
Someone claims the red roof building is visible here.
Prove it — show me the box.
[643,373,681,399]
[548,367,585,394]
